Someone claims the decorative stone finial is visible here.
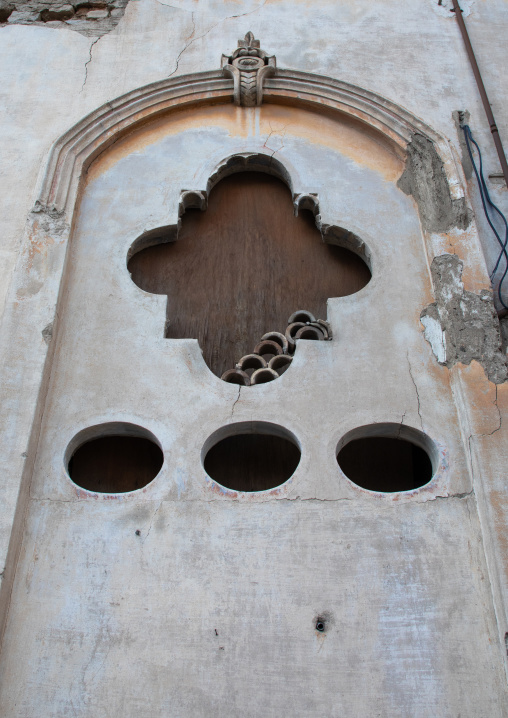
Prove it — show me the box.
[221,32,276,107]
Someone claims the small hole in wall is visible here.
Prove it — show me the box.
[67,423,163,493]
[203,422,300,492]
[337,424,436,493]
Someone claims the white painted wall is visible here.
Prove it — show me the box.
[1,2,508,716]
[0,0,507,319]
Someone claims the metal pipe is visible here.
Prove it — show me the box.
[451,0,508,188]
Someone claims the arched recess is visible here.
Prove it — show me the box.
[0,62,469,644]
[37,69,465,216]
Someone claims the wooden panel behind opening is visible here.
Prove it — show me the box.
[128,172,371,377]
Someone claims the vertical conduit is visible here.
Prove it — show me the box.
[451,0,508,189]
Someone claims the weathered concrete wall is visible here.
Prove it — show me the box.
[0,0,505,317]
[0,0,507,317]
[0,101,506,716]
[0,1,508,716]
[1,499,504,717]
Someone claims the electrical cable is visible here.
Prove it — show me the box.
[462,123,508,310]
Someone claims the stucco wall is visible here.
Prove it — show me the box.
[1,1,508,716]
[0,0,507,320]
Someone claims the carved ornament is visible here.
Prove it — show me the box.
[221,32,276,107]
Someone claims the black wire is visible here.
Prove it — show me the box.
[462,124,508,310]
[464,126,508,276]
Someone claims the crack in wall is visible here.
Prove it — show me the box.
[230,385,241,419]
[31,492,475,506]
[81,35,100,91]
[166,0,268,77]
[396,411,407,439]
[141,501,162,543]
[492,386,503,435]
[406,353,424,429]
[151,0,193,10]
[473,386,503,439]
[424,490,474,503]
[262,123,288,162]
[167,11,197,77]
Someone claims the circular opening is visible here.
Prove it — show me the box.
[66,423,163,493]
[203,422,301,492]
[336,424,436,493]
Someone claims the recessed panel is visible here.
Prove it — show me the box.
[128,172,371,377]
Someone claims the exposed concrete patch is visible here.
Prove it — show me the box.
[398,133,471,233]
[0,0,130,37]
[421,254,508,383]
[31,202,68,236]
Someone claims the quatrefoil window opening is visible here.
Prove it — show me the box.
[128,170,371,380]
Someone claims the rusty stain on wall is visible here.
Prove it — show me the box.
[85,104,404,186]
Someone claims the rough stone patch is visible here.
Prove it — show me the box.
[0,0,129,36]
[398,133,471,233]
[421,253,508,383]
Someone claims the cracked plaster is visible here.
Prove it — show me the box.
[422,254,508,383]
[1,1,508,714]
[397,133,471,233]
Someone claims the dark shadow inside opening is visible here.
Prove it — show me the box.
[337,437,433,492]
[204,433,301,492]
[68,436,163,493]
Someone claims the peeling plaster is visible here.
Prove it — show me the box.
[398,133,471,233]
[420,311,447,363]
[430,0,475,19]
[421,254,507,383]
[0,0,130,37]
